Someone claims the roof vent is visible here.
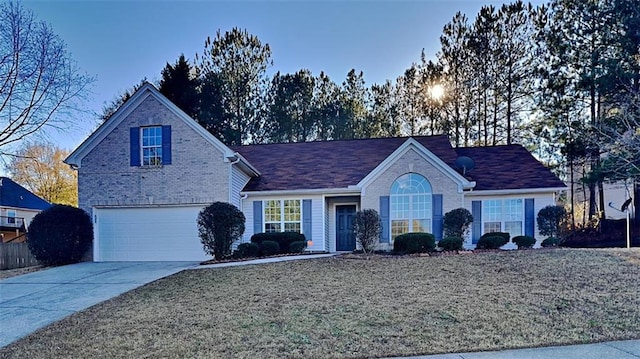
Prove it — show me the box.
[454,156,475,176]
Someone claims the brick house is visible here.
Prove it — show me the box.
[65,83,566,261]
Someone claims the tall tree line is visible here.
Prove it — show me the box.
[103,1,639,224]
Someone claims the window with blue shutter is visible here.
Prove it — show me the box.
[130,127,140,166]
[130,126,172,166]
[472,200,482,244]
[524,198,535,237]
[162,125,172,165]
[432,194,443,240]
[380,196,390,243]
[302,199,312,241]
[253,201,263,234]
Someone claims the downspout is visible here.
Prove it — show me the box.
[228,154,241,204]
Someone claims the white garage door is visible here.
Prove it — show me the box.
[94,206,209,261]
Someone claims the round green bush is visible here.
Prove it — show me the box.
[197,202,245,260]
[393,233,436,254]
[541,236,560,247]
[260,240,280,256]
[476,234,509,250]
[27,205,93,266]
[443,208,473,238]
[234,242,259,258]
[439,236,464,251]
[512,235,536,249]
[289,240,307,253]
[251,231,305,254]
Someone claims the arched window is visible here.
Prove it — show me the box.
[390,173,432,240]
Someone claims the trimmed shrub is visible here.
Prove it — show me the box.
[537,205,567,238]
[476,232,509,249]
[251,232,306,254]
[439,236,464,251]
[260,240,280,256]
[198,202,245,260]
[234,242,259,258]
[27,205,93,266]
[289,240,307,253]
[352,209,381,254]
[393,233,436,254]
[512,235,536,249]
[541,236,560,247]
[443,208,474,238]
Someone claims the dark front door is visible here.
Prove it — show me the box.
[336,205,357,251]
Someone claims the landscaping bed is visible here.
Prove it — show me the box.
[1,248,639,358]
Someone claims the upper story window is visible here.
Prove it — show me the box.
[483,198,523,238]
[7,210,16,224]
[141,126,163,166]
[264,199,301,233]
[390,173,432,240]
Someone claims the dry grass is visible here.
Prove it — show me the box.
[1,249,640,359]
[0,265,45,280]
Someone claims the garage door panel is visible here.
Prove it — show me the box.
[95,206,209,261]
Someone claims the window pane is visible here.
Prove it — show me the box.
[484,200,502,221]
[391,220,409,240]
[505,221,522,238]
[503,199,523,221]
[265,223,281,233]
[412,219,431,233]
[484,222,501,233]
[284,222,301,233]
[264,200,281,222]
[391,195,410,219]
[283,200,301,222]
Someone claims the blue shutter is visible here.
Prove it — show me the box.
[472,200,482,244]
[130,127,140,166]
[525,198,535,237]
[253,201,262,235]
[302,199,312,241]
[380,196,390,243]
[162,125,172,165]
[432,194,443,240]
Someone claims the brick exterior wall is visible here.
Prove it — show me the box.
[78,96,230,215]
[360,147,464,250]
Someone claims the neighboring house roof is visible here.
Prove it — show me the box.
[455,145,566,191]
[232,135,564,192]
[0,177,51,211]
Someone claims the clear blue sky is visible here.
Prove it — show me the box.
[22,0,547,152]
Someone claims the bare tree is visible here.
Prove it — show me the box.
[7,142,77,206]
[0,2,93,150]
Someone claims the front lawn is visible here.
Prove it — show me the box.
[2,249,640,358]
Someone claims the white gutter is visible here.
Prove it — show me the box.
[241,188,362,197]
[464,187,567,196]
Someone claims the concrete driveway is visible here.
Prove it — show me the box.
[0,261,196,347]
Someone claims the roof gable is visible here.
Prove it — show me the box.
[357,138,475,192]
[65,83,235,168]
[0,177,51,211]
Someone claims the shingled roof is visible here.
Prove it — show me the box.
[0,177,51,211]
[455,145,566,191]
[232,136,565,192]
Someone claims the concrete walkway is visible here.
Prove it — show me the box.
[387,340,640,358]
[0,261,196,347]
[0,253,336,348]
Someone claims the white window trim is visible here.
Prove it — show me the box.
[390,173,433,240]
[263,199,303,233]
[140,126,163,166]
[482,198,524,236]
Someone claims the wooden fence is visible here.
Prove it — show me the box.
[0,242,39,270]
